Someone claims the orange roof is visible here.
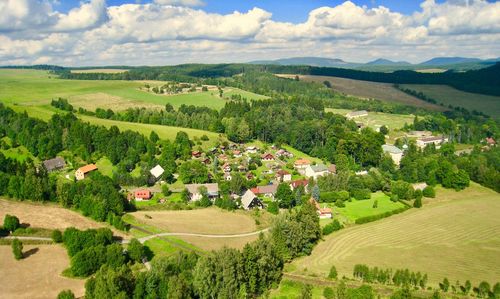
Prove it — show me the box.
[78,164,97,174]
[294,158,311,166]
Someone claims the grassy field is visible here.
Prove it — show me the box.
[95,156,116,177]
[0,245,85,299]
[0,68,265,111]
[334,192,406,222]
[400,84,500,118]
[290,183,500,286]
[70,68,129,74]
[325,108,414,131]
[290,75,445,111]
[270,280,325,299]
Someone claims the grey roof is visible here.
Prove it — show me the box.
[382,144,403,154]
[310,164,328,173]
[42,157,65,171]
[185,183,219,195]
[255,184,278,194]
[241,189,257,209]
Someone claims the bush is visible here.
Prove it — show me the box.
[328,265,338,279]
[3,214,20,232]
[390,194,399,202]
[352,188,371,200]
[413,197,422,208]
[70,245,107,277]
[267,201,279,215]
[422,186,435,198]
[12,238,23,260]
[355,206,409,224]
[322,219,343,236]
[323,287,335,299]
[391,180,414,200]
[52,229,63,243]
[57,290,75,299]
[161,184,171,196]
[372,200,378,208]
[335,200,345,208]
[127,238,144,263]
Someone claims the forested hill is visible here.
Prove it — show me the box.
[47,62,500,97]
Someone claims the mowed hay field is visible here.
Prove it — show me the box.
[325,108,414,130]
[291,183,500,285]
[291,75,445,111]
[0,245,85,299]
[128,208,264,250]
[399,84,500,118]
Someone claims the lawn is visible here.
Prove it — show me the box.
[325,108,415,131]
[399,84,500,118]
[95,156,116,177]
[291,183,500,286]
[269,280,325,299]
[0,245,86,299]
[334,192,406,222]
[0,145,36,163]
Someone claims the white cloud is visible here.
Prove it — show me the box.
[0,0,499,66]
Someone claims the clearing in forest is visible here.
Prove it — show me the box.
[0,245,85,299]
[290,183,500,286]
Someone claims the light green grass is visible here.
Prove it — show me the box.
[0,145,36,163]
[95,156,115,178]
[400,84,500,118]
[326,108,414,130]
[270,280,325,299]
[334,192,406,222]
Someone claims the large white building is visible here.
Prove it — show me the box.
[382,144,404,166]
[416,136,448,149]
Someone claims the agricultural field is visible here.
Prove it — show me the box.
[332,192,406,223]
[325,108,414,131]
[0,245,85,299]
[288,74,445,111]
[399,84,500,118]
[290,183,500,286]
[126,208,270,250]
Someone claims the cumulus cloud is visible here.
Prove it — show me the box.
[0,0,499,66]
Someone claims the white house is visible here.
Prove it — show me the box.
[185,183,219,201]
[293,158,311,175]
[305,164,330,179]
[382,144,404,166]
[416,136,448,149]
[240,189,264,210]
[150,164,165,179]
[246,146,258,154]
[275,170,292,182]
[75,164,97,181]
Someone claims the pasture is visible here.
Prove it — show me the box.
[0,245,85,299]
[291,183,500,285]
[325,108,414,130]
[334,192,406,223]
[290,74,445,111]
[399,84,500,118]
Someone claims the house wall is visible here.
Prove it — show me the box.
[390,152,403,166]
[75,170,85,181]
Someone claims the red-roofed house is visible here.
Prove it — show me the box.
[290,179,309,191]
[75,164,98,181]
[275,169,292,182]
[134,190,152,201]
[192,151,202,158]
[294,158,311,174]
[261,153,275,161]
[309,198,332,219]
[486,137,496,146]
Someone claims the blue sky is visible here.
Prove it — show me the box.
[1,0,499,66]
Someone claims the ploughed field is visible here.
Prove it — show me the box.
[291,183,500,286]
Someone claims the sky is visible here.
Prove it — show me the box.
[0,0,499,66]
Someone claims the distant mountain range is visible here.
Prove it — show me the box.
[249,56,500,71]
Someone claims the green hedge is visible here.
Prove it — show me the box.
[355,206,409,224]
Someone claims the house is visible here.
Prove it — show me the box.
[75,164,98,181]
[309,198,332,219]
[240,189,264,210]
[201,158,211,165]
[233,150,242,158]
[290,179,309,191]
[275,169,292,182]
[485,137,496,147]
[294,158,311,174]
[224,172,232,181]
[133,189,152,201]
[185,183,219,201]
[222,163,231,172]
[346,110,368,119]
[276,149,293,158]
[416,136,448,149]
[192,151,202,158]
[246,172,254,180]
[305,164,329,179]
[246,146,258,154]
[42,156,66,172]
[261,153,275,161]
[150,164,165,179]
[237,165,248,172]
[355,170,368,176]
[382,144,404,166]
[251,184,279,198]
[328,164,337,174]
[218,154,228,161]
[412,182,428,191]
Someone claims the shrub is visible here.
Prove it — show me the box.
[352,189,371,200]
[52,229,63,243]
[328,265,338,279]
[413,197,422,208]
[161,184,171,196]
[3,214,20,232]
[201,135,209,141]
[390,194,399,202]
[335,200,345,208]
[391,180,413,200]
[127,238,144,263]
[355,206,409,224]
[323,287,335,299]
[12,238,23,260]
[267,201,279,215]
[323,219,343,236]
[57,290,75,299]
[422,186,435,198]
[372,200,378,208]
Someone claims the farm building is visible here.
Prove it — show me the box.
[305,164,330,179]
[416,136,448,149]
[309,198,332,219]
[251,184,278,198]
[294,158,311,174]
[42,156,66,172]
[240,189,264,210]
[412,182,428,191]
[75,164,97,180]
[233,150,242,158]
[382,144,404,166]
[275,169,292,182]
[132,189,152,201]
[185,183,219,201]
[346,110,368,119]
[150,164,165,179]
